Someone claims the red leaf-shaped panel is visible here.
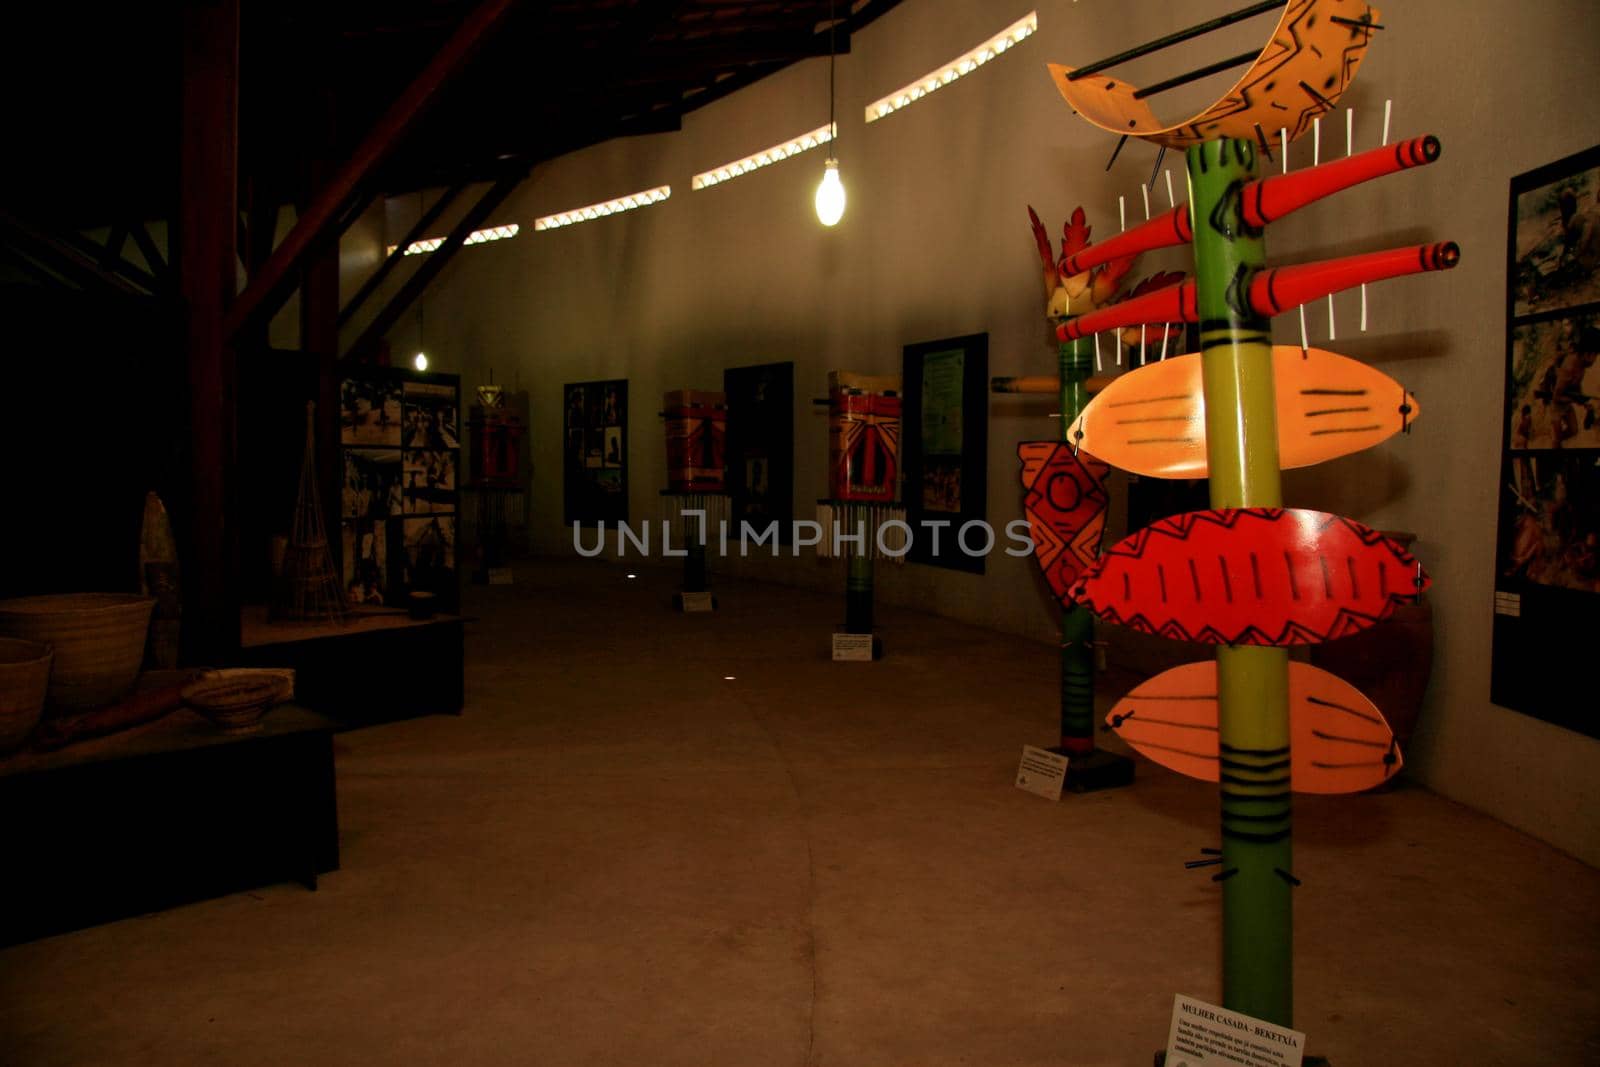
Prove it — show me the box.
[1018,442,1109,603]
[1067,508,1430,646]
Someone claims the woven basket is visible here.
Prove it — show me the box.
[0,636,52,752]
[181,670,290,735]
[0,594,156,711]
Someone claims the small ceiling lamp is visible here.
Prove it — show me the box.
[815,1,845,227]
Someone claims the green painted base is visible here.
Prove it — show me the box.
[1155,1055,1328,1066]
[1053,747,1135,793]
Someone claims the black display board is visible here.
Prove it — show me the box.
[901,333,988,573]
[723,362,794,542]
[339,367,460,612]
[562,379,629,525]
[1491,143,1600,737]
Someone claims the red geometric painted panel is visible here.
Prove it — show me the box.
[1067,507,1429,645]
[1018,442,1110,603]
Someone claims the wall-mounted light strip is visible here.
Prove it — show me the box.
[864,11,1037,123]
[387,223,520,257]
[691,122,836,191]
[533,186,672,231]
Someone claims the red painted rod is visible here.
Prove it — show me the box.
[1059,136,1442,278]
[1249,241,1459,317]
[1057,240,1460,341]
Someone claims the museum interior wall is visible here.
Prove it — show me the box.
[336,0,1600,864]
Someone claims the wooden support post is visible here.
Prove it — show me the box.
[224,0,520,343]
[301,88,344,589]
[178,0,241,660]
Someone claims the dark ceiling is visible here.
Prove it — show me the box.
[5,0,904,230]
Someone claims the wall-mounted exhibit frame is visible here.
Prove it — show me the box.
[338,367,461,613]
[562,379,628,526]
[723,362,794,542]
[901,333,988,573]
[1492,143,1600,738]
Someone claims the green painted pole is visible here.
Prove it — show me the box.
[845,534,874,634]
[1058,338,1097,755]
[1186,138,1294,1027]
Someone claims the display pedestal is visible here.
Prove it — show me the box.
[239,605,464,725]
[466,483,525,584]
[0,704,338,946]
[1156,1054,1329,1066]
[661,490,727,613]
[1057,746,1135,793]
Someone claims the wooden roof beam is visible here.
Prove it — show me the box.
[225,0,521,343]
[342,165,527,363]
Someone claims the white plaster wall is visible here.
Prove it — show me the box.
[384,0,1600,865]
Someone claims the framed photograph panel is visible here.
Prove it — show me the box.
[901,333,988,573]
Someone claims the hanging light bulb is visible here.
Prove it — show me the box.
[815,158,846,226]
[815,0,845,227]
[414,351,429,371]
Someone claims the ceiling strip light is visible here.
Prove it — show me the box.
[387,223,521,257]
[692,123,836,191]
[533,186,672,231]
[864,11,1038,124]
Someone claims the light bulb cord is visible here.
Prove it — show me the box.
[827,0,836,157]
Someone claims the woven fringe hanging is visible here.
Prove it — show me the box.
[658,491,731,538]
[815,502,908,562]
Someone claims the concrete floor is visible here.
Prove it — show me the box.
[2,557,1596,1065]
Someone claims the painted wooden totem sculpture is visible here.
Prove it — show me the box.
[1045,0,1456,1032]
[993,208,1181,789]
[661,390,729,603]
[827,372,901,501]
[819,371,904,645]
[664,390,727,493]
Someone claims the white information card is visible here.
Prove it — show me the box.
[1014,745,1069,801]
[678,591,714,613]
[1163,994,1305,1067]
[831,633,874,661]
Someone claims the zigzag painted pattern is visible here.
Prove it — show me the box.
[1067,507,1428,646]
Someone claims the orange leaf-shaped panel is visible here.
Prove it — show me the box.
[1105,660,1402,794]
[1071,346,1419,479]
[1047,0,1381,150]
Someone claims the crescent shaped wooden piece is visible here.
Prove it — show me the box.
[1047,0,1380,150]
[1105,660,1402,793]
[1071,346,1419,479]
[1018,442,1111,602]
[1068,507,1429,645]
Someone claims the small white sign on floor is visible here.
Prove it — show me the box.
[1493,590,1521,617]
[1014,745,1068,801]
[1163,994,1305,1067]
[679,591,714,613]
[832,633,874,661]
[487,567,514,586]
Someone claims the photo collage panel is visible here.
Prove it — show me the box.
[339,372,460,610]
